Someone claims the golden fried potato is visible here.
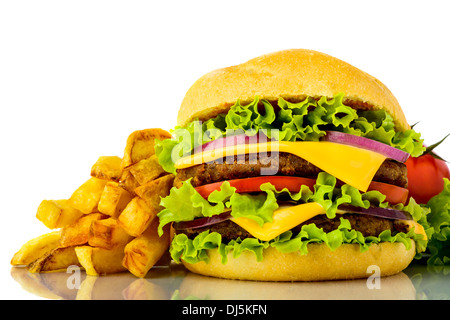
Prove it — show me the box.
[119,169,140,196]
[60,213,108,247]
[75,245,127,276]
[122,219,170,278]
[36,199,84,229]
[98,182,133,218]
[11,231,61,266]
[68,177,107,214]
[129,154,166,185]
[118,197,156,237]
[27,246,80,273]
[121,128,171,169]
[88,218,132,249]
[91,156,123,182]
[135,174,174,210]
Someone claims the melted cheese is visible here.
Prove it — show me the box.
[231,202,427,242]
[174,141,386,191]
[397,220,428,240]
[231,202,325,241]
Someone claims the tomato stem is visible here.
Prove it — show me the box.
[425,133,450,162]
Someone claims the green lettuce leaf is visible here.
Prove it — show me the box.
[170,217,426,265]
[423,178,450,266]
[158,172,429,240]
[157,178,235,236]
[155,94,425,173]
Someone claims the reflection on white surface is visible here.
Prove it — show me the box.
[177,272,416,300]
[10,263,450,300]
[10,265,183,300]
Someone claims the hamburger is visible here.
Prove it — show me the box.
[155,49,431,281]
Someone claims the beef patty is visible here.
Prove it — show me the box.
[175,152,407,188]
[175,213,409,243]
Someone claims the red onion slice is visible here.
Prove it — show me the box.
[174,203,412,232]
[322,131,410,163]
[173,212,232,231]
[193,133,266,155]
[338,204,412,220]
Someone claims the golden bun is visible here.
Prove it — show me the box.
[182,241,415,281]
[178,49,409,131]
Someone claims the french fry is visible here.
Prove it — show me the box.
[98,182,133,218]
[36,199,84,229]
[75,245,127,276]
[122,219,170,278]
[27,246,80,273]
[60,213,108,247]
[135,174,174,210]
[11,126,176,278]
[91,156,123,182]
[68,177,107,214]
[129,154,166,185]
[121,128,171,169]
[118,197,156,237]
[119,169,140,196]
[88,217,132,249]
[11,231,61,266]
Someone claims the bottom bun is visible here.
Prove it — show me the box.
[182,241,416,281]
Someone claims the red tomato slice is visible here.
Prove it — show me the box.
[194,176,316,199]
[367,180,409,205]
[195,175,409,205]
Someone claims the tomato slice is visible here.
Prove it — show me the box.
[195,175,409,205]
[194,176,316,199]
[367,180,409,205]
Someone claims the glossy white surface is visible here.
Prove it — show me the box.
[9,263,450,300]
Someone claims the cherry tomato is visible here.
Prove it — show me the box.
[405,153,450,204]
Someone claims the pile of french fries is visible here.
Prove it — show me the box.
[11,128,175,278]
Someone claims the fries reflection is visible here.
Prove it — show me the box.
[11,264,186,300]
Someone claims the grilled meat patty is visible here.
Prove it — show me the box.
[175,152,407,188]
[174,151,409,243]
[175,213,409,243]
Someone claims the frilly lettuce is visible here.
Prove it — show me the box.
[155,94,425,173]
[158,170,431,265]
[170,218,426,265]
[157,172,429,236]
[423,178,450,265]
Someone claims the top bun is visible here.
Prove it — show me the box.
[177,49,409,131]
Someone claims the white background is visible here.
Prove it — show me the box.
[1,1,449,299]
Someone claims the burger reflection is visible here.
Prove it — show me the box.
[176,271,416,300]
[10,263,428,300]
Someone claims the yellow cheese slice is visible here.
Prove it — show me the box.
[231,202,325,241]
[397,220,428,240]
[231,202,427,242]
[174,141,387,191]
